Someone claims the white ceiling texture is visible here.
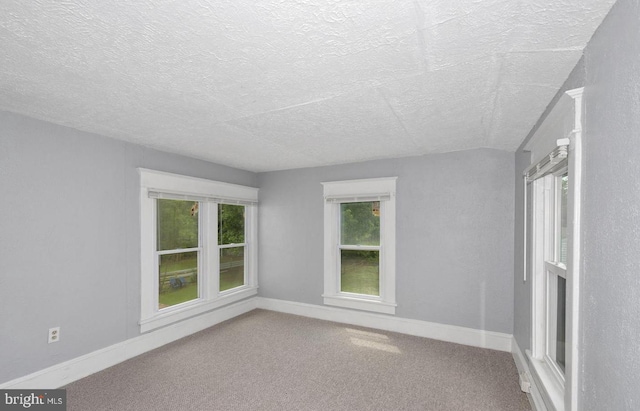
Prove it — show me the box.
[0,1,616,172]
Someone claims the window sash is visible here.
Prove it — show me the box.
[339,201,382,247]
[157,247,200,255]
[338,200,382,296]
[545,172,568,379]
[218,245,246,293]
[338,246,382,298]
[157,250,200,309]
[531,174,568,387]
[217,203,248,293]
[155,197,202,311]
[219,243,246,249]
[338,248,380,297]
[545,266,567,382]
[339,245,380,251]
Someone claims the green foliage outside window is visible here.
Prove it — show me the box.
[155,201,248,305]
[340,202,380,264]
[340,202,380,246]
[339,202,381,295]
[156,199,199,308]
[218,204,245,245]
[157,199,198,250]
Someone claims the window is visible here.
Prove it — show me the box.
[524,87,583,411]
[322,178,397,314]
[139,169,258,332]
[529,164,571,410]
[157,199,200,309]
[340,202,381,296]
[535,170,568,379]
[218,204,246,292]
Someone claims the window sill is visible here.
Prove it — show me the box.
[323,294,396,315]
[526,350,565,411]
[140,286,258,333]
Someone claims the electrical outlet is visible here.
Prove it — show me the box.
[48,327,60,344]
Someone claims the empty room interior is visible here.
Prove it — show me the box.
[1,1,639,410]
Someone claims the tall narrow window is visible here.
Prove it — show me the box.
[157,199,200,309]
[322,178,396,315]
[523,87,582,411]
[340,202,380,296]
[218,204,246,292]
[527,143,573,409]
[543,171,568,375]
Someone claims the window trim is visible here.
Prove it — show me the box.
[322,177,397,315]
[139,169,258,333]
[524,87,583,411]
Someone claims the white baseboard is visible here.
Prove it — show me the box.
[256,297,513,352]
[0,298,257,389]
[1,296,516,390]
[512,337,547,411]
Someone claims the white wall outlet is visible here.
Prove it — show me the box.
[48,327,60,344]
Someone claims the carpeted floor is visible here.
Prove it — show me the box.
[64,309,531,411]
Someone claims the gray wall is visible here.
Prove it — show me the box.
[258,149,515,333]
[513,0,640,409]
[0,111,257,384]
[580,0,640,408]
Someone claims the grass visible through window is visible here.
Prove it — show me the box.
[159,284,197,308]
[159,253,198,309]
[158,251,246,308]
[341,250,379,296]
[220,266,244,291]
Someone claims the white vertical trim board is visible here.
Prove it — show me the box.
[564,87,583,411]
[0,298,257,389]
[255,297,513,352]
[512,338,548,411]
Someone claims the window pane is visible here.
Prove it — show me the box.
[218,204,245,245]
[555,276,566,372]
[547,272,566,373]
[340,250,379,296]
[157,199,199,251]
[559,174,568,264]
[340,202,380,246]
[159,251,198,309]
[220,246,245,291]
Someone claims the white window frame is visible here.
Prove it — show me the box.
[525,88,583,411]
[217,204,249,294]
[321,177,397,315]
[139,169,258,332]
[531,170,568,398]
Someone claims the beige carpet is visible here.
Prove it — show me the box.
[65,309,531,411]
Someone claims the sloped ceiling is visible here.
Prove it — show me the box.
[0,0,616,172]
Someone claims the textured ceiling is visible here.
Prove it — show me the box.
[0,0,616,172]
